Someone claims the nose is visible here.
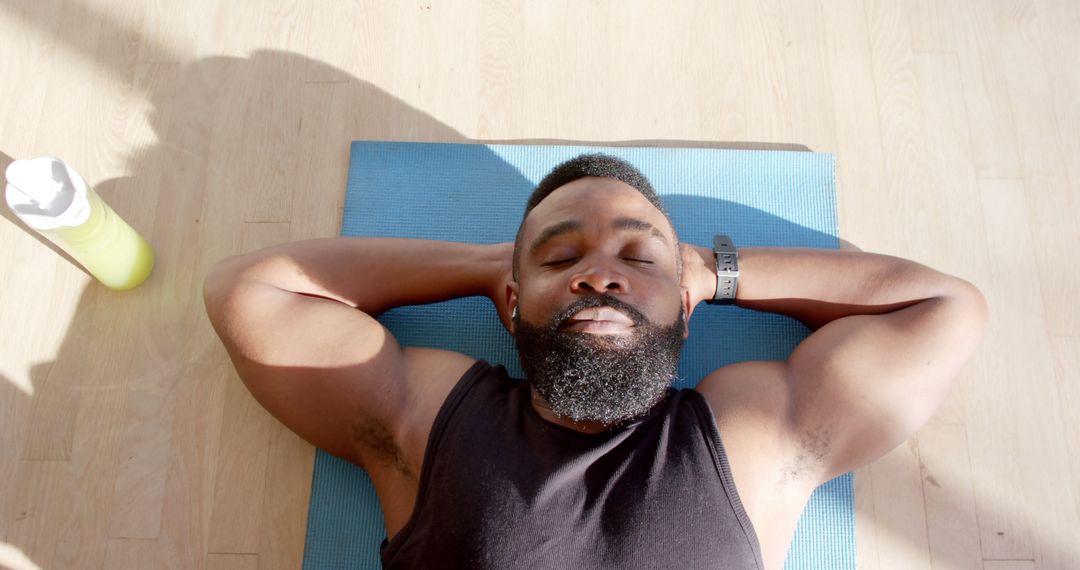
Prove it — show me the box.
[569,257,628,294]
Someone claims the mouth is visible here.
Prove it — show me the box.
[561,307,635,335]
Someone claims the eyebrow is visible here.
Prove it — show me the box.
[528,217,669,254]
[612,217,668,242]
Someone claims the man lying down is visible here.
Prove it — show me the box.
[203,154,987,570]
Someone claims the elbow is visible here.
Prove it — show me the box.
[944,278,990,345]
[957,279,988,323]
[203,255,249,316]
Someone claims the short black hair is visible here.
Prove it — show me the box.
[512,153,679,279]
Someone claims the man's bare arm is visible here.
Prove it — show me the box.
[207,238,512,315]
[685,245,988,485]
[683,245,981,330]
[203,238,511,468]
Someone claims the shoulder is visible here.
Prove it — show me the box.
[363,348,479,479]
[694,361,801,492]
[693,361,818,509]
[693,362,819,565]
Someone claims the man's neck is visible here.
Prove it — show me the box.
[528,387,613,434]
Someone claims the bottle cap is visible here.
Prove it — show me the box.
[5,157,91,230]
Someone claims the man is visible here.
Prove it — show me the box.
[203,154,987,569]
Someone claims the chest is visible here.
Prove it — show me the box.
[382,399,763,569]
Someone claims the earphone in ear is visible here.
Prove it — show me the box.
[512,307,519,319]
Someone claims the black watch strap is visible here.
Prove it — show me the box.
[707,235,739,305]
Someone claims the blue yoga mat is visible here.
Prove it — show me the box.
[303,141,855,569]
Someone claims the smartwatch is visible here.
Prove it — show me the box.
[707,235,739,305]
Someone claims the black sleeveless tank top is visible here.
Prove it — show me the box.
[381,360,763,569]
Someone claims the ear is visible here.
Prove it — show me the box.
[504,281,519,334]
[680,286,694,339]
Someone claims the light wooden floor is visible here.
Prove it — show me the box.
[1,1,1078,568]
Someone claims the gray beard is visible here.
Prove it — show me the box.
[513,295,685,426]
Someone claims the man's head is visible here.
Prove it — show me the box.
[512,154,679,279]
[508,154,690,427]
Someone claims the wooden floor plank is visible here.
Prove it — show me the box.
[852,465,882,570]
[948,0,1023,179]
[867,442,932,570]
[103,538,161,569]
[819,0,889,250]
[0,0,62,152]
[902,0,955,53]
[108,308,185,542]
[257,421,316,570]
[49,293,140,570]
[0,385,29,543]
[781,0,840,153]
[864,0,934,258]
[1032,0,1080,197]
[154,361,228,570]
[975,179,1080,567]
[1048,336,1080,562]
[984,561,1036,570]
[908,51,991,292]
[239,57,305,224]
[739,0,791,143]
[4,461,69,569]
[18,335,82,461]
[287,82,351,242]
[207,552,259,570]
[917,424,983,569]
[990,0,1080,336]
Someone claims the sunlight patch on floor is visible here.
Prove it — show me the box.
[1,368,34,397]
[0,542,41,570]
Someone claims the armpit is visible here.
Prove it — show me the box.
[775,425,833,492]
[353,417,415,480]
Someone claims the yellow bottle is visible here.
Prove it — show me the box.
[5,157,154,290]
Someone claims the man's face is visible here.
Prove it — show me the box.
[510,177,689,425]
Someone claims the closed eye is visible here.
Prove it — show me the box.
[624,258,653,265]
[542,258,578,267]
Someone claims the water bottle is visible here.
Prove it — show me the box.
[5,156,155,290]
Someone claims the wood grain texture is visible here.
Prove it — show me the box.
[984,562,1036,570]
[1032,0,1080,206]
[948,0,1024,180]
[976,179,1080,568]
[852,465,882,570]
[2,1,1078,568]
[918,424,982,569]
[207,552,259,570]
[257,421,314,570]
[739,0,792,143]
[820,0,889,257]
[781,0,839,153]
[103,538,161,569]
[1049,336,1080,532]
[903,0,954,53]
[989,0,1080,337]
[869,441,934,570]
